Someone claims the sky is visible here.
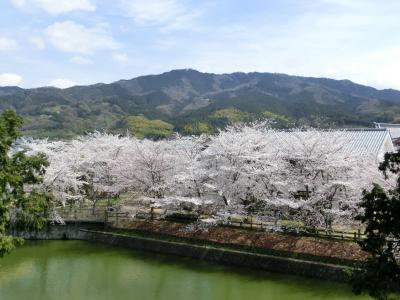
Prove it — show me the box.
[1,0,400,90]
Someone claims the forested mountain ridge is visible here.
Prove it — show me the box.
[0,69,399,138]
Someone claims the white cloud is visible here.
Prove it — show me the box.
[29,36,45,49]
[45,21,119,54]
[121,0,183,25]
[10,0,26,8]
[11,0,95,15]
[112,53,129,63]
[120,0,200,31]
[47,78,76,88]
[156,1,400,90]
[336,48,400,89]
[0,37,18,50]
[69,55,92,64]
[319,0,375,8]
[0,73,23,86]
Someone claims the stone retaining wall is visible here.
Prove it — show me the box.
[10,221,104,240]
[81,229,352,282]
[13,223,353,283]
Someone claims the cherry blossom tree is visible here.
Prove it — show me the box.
[68,133,130,211]
[203,123,283,211]
[21,133,129,209]
[20,138,84,205]
[18,124,391,230]
[113,138,178,199]
[202,125,388,229]
[171,135,209,198]
[271,130,386,228]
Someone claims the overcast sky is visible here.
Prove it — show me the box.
[1,0,400,89]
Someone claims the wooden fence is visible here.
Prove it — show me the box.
[105,207,366,242]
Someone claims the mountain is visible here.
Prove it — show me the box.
[0,69,400,138]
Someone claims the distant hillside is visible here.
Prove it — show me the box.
[0,69,400,138]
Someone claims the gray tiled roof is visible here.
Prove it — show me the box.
[341,129,391,155]
[374,123,400,139]
[271,128,393,157]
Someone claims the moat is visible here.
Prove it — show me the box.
[0,241,370,300]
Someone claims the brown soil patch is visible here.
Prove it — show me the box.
[116,220,368,262]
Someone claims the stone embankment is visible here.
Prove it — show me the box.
[13,221,359,283]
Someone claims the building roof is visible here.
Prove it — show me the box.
[272,128,394,158]
[341,129,393,155]
[374,122,400,139]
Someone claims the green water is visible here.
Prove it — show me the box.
[0,241,370,300]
